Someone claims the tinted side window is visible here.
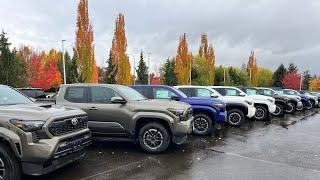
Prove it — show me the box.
[90,87,118,104]
[65,87,87,103]
[133,87,153,99]
[178,88,195,97]
[214,88,226,96]
[21,90,37,98]
[35,90,46,98]
[153,88,176,99]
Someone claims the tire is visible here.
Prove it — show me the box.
[304,101,313,110]
[0,143,21,180]
[254,105,268,121]
[273,103,285,117]
[296,103,304,111]
[310,100,315,109]
[227,109,245,126]
[138,122,170,153]
[192,113,213,135]
[286,102,296,113]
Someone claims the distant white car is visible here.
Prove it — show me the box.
[175,86,256,126]
[213,86,276,121]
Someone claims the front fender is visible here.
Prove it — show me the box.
[0,127,22,158]
[132,112,175,132]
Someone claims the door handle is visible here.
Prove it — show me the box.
[89,107,98,111]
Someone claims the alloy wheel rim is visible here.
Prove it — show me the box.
[0,157,5,180]
[255,108,265,119]
[228,112,241,125]
[143,129,163,150]
[273,106,281,116]
[193,117,209,133]
[286,103,294,113]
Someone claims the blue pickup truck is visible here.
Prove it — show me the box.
[131,85,227,135]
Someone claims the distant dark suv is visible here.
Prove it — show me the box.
[56,84,193,153]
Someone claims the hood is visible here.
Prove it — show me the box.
[132,99,191,110]
[0,103,86,121]
[247,95,275,102]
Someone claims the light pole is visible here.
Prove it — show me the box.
[147,52,151,85]
[189,57,192,85]
[223,66,226,85]
[300,72,303,91]
[61,40,66,84]
[128,54,136,85]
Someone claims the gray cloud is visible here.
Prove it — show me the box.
[1,0,319,75]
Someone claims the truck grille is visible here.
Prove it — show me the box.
[49,116,88,136]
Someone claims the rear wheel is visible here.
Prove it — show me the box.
[192,113,212,135]
[138,122,171,153]
[273,103,284,117]
[0,143,21,180]
[304,101,313,110]
[254,105,268,121]
[286,102,296,113]
[227,109,245,126]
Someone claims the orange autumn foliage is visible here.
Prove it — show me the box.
[74,0,98,83]
[175,33,192,85]
[247,51,259,86]
[198,34,215,84]
[309,78,320,91]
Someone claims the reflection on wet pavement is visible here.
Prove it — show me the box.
[26,109,320,180]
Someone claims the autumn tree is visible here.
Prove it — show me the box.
[110,13,133,85]
[309,78,320,91]
[136,51,148,84]
[74,0,98,83]
[198,34,215,84]
[282,71,301,90]
[105,50,117,84]
[160,58,178,86]
[302,70,312,90]
[258,68,273,87]
[273,64,287,87]
[247,51,258,86]
[175,33,192,85]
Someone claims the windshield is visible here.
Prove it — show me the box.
[0,86,33,105]
[117,86,147,101]
[246,89,258,95]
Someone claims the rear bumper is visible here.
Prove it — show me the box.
[246,107,256,118]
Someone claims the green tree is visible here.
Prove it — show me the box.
[66,53,79,84]
[288,63,298,72]
[273,64,287,87]
[0,31,25,87]
[258,68,273,87]
[214,65,224,85]
[302,70,312,90]
[136,51,148,84]
[160,58,178,86]
[105,51,117,84]
[191,56,214,85]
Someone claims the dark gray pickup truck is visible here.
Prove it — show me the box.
[0,85,91,180]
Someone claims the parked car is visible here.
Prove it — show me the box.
[56,84,193,153]
[282,89,315,110]
[174,86,255,126]
[17,87,56,103]
[258,87,303,113]
[0,85,91,180]
[213,86,276,121]
[299,90,320,108]
[273,88,304,111]
[240,87,289,117]
[131,85,226,135]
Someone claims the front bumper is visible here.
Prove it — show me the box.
[21,129,91,176]
[247,106,256,118]
[172,116,193,145]
[268,104,277,113]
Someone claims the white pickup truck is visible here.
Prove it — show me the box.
[175,86,256,126]
[213,86,276,121]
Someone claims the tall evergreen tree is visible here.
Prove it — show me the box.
[136,51,148,84]
[272,64,287,87]
[105,51,117,84]
[302,70,312,90]
[288,63,298,72]
[161,58,178,86]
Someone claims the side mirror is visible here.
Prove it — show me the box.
[171,95,180,101]
[239,92,246,97]
[210,93,219,98]
[111,96,127,104]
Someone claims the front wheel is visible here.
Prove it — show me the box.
[304,101,313,110]
[192,113,213,135]
[286,102,296,113]
[138,122,171,153]
[254,105,268,121]
[227,109,245,126]
[0,143,21,180]
[273,103,285,117]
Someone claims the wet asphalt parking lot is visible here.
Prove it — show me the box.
[26,109,320,180]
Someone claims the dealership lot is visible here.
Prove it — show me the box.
[26,109,320,180]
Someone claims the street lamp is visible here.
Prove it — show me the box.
[61,40,66,84]
[128,54,136,85]
[147,52,151,85]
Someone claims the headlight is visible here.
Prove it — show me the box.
[245,100,253,105]
[10,119,45,132]
[212,103,225,109]
[167,108,184,117]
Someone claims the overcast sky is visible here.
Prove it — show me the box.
[1,0,320,75]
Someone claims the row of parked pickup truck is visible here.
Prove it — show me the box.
[0,84,319,180]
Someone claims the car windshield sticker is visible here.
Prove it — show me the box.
[155,89,171,99]
[226,89,237,96]
[197,89,211,97]
[246,89,257,95]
